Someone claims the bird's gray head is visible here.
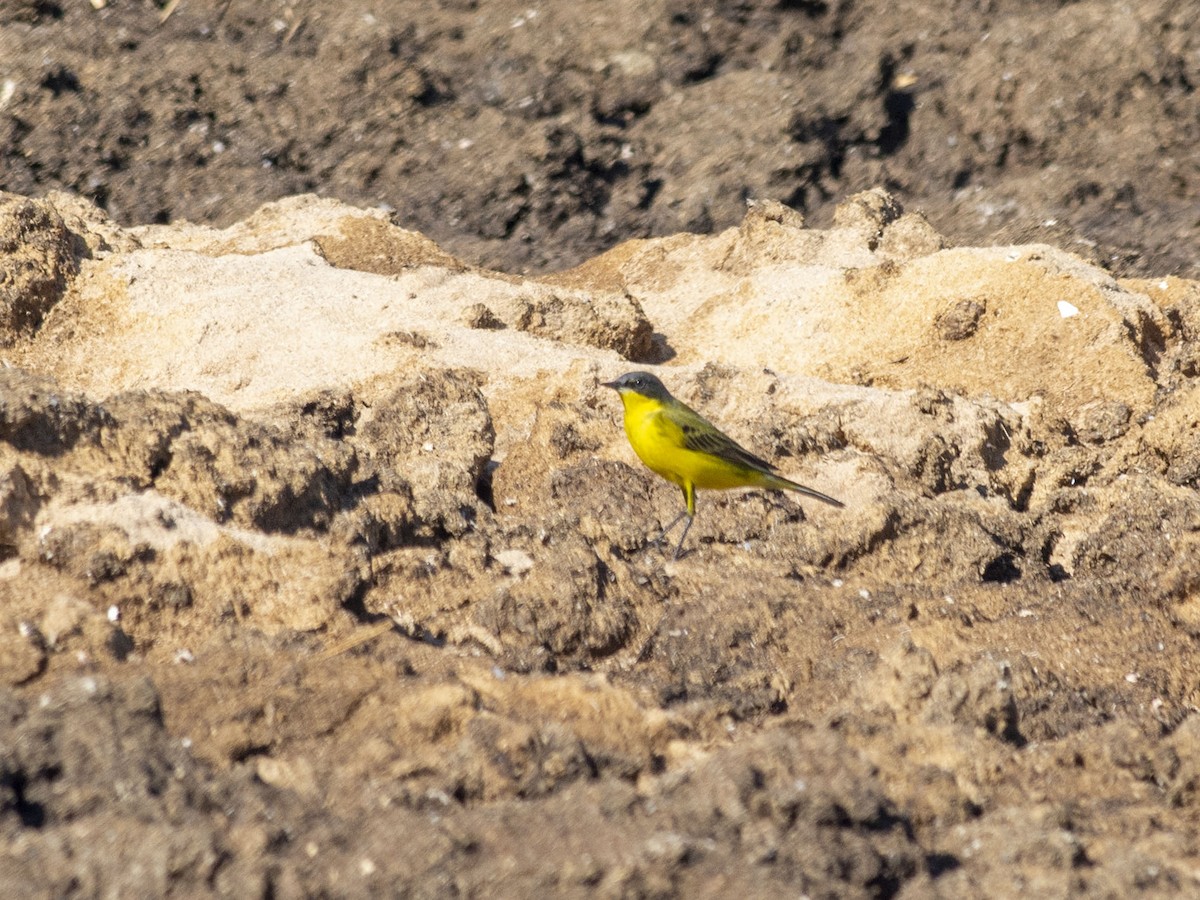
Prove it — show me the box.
[602,371,673,401]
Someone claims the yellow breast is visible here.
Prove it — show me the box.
[619,392,684,485]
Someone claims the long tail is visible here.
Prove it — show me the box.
[763,473,844,508]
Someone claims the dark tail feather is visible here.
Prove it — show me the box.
[768,474,844,508]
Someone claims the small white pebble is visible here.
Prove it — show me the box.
[360,859,377,877]
[1125,673,1139,683]
[858,588,871,600]
[1057,300,1080,318]
[1018,608,1034,617]
[1158,280,1169,290]
[421,442,435,453]
[107,605,120,623]
[831,578,844,588]
[493,549,534,576]
[173,648,195,665]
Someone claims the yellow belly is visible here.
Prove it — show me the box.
[623,404,765,491]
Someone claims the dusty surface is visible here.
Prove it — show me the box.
[1,0,1197,278]
[2,1,1200,896]
[0,187,1198,897]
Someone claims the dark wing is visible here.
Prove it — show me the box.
[667,403,776,473]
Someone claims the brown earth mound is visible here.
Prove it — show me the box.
[0,188,1199,895]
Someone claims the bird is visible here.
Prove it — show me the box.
[602,371,843,559]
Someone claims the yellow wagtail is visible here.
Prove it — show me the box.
[603,371,844,559]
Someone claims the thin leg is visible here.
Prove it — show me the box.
[646,482,698,560]
[671,515,694,560]
[651,510,689,549]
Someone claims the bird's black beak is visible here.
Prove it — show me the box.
[601,380,619,390]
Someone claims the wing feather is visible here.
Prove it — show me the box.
[665,403,775,473]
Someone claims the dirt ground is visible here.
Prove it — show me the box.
[1,2,1200,899]
[1,0,1197,278]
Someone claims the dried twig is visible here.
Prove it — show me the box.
[315,620,394,661]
